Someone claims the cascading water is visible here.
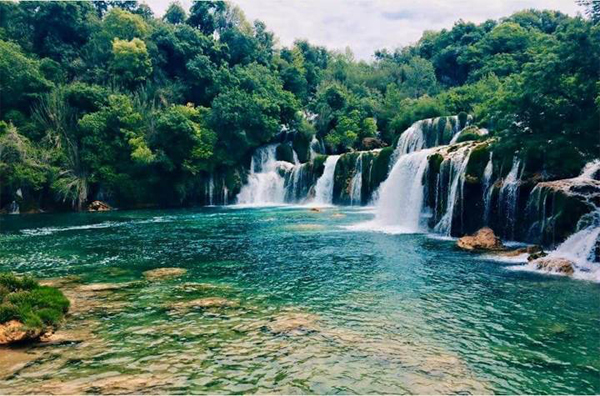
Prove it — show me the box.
[531,210,600,282]
[498,157,522,239]
[309,135,324,160]
[367,148,435,233]
[313,155,340,205]
[205,175,215,206]
[433,145,473,235]
[349,153,364,205]
[237,145,292,205]
[482,153,494,224]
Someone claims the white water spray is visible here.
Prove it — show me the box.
[350,153,364,205]
[313,155,340,205]
[434,145,472,235]
[237,145,292,205]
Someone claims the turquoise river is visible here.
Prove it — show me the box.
[0,207,599,394]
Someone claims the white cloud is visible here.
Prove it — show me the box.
[144,0,583,60]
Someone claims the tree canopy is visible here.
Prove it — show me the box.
[0,1,597,210]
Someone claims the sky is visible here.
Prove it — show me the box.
[147,0,583,60]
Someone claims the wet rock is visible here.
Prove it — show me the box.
[497,245,543,258]
[362,137,386,150]
[531,257,575,275]
[457,227,505,251]
[76,282,138,292]
[267,312,320,335]
[176,282,231,293]
[0,346,39,378]
[87,200,112,212]
[143,268,187,281]
[309,207,322,212]
[527,250,548,262]
[39,275,82,288]
[166,297,238,311]
[0,321,43,345]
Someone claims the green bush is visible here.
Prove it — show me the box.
[0,273,69,330]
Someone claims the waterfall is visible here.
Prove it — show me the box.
[498,157,522,240]
[371,148,435,232]
[349,153,364,205]
[8,201,19,215]
[433,145,473,235]
[579,160,600,180]
[309,135,324,160]
[206,175,215,206]
[284,163,312,202]
[313,155,340,205]
[389,116,466,169]
[237,145,292,205]
[543,211,600,281]
[482,153,494,224]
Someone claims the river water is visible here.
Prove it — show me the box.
[0,207,598,394]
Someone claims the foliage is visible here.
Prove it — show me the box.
[0,272,69,331]
[0,1,597,209]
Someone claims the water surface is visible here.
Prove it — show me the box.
[0,207,598,394]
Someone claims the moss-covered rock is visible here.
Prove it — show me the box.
[465,143,490,182]
[368,147,394,195]
[275,144,295,164]
[458,112,469,130]
[292,132,312,163]
[0,273,70,344]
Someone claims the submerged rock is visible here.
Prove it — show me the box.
[143,268,187,281]
[0,321,43,345]
[531,257,575,275]
[457,227,505,251]
[266,312,320,335]
[166,297,238,311]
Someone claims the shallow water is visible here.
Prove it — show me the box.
[0,207,599,394]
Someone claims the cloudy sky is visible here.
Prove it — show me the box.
[148,0,583,60]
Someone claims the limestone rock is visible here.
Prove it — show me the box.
[87,200,112,212]
[143,268,187,281]
[457,227,505,251]
[267,312,320,335]
[0,321,42,345]
[167,297,238,311]
[362,137,386,150]
[531,257,575,275]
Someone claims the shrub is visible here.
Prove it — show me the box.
[0,273,69,331]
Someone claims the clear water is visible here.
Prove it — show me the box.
[0,207,599,394]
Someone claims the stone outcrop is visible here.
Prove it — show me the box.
[531,257,575,275]
[87,200,112,212]
[0,321,43,345]
[143,268,187,281]
[457,227,505,251]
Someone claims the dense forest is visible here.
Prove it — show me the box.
[0,0,598,212]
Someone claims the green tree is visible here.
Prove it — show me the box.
[110,38,153,86]
[163,2,187,25]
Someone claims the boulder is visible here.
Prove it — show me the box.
[362,137,386,150]
[0,321,43,345]
[87,200,112,212]
[457,227,505,251]
[143,268,187,281]
[531,257,575,275]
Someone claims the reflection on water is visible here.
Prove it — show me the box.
[0,207,598,394]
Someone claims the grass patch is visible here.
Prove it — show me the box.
[0,272,69,331]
